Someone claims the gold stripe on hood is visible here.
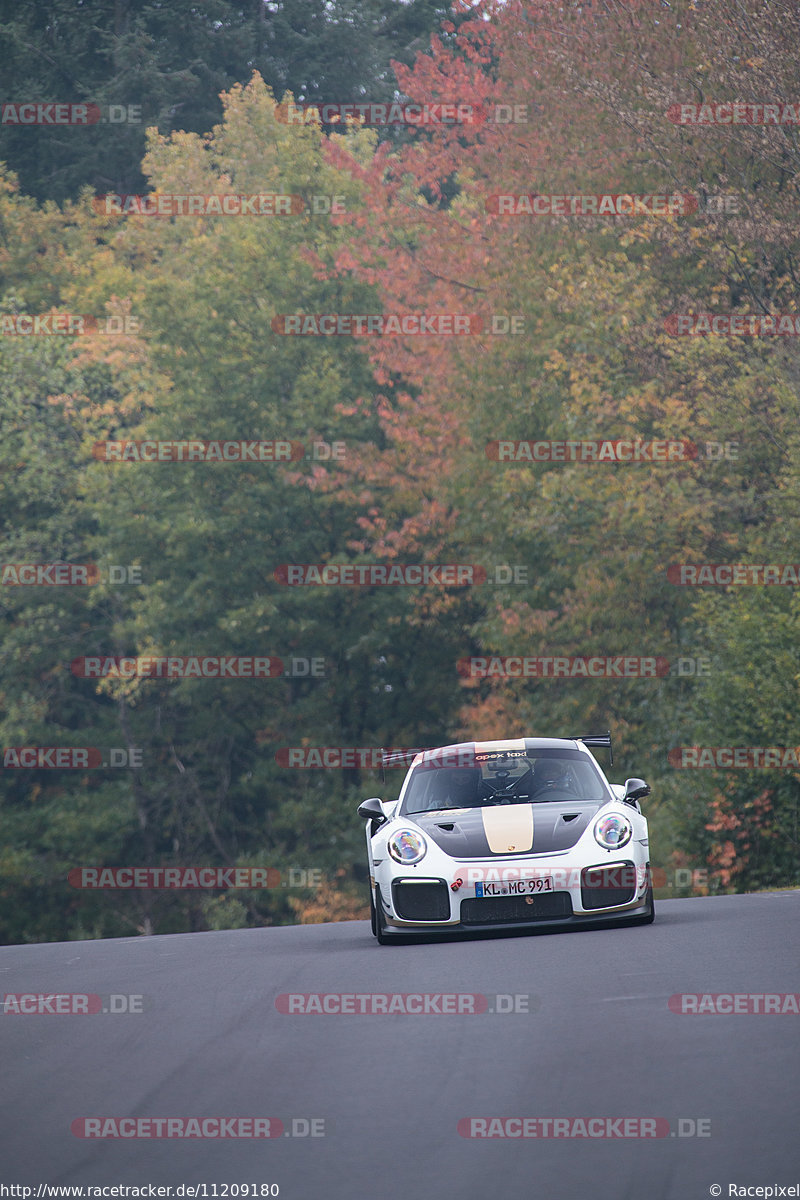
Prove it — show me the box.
[481,803,534,853]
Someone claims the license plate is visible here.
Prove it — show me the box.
[475,878,554,898]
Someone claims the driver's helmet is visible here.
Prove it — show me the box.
[443,767,482,808]
[531,759,572,790]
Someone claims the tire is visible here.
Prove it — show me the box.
[629,883,655,925]
[369,885,377,936]
[375,886,391,945]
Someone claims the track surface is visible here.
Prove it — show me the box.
[1,893,799,1199]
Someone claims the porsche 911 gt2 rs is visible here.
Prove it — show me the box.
[357,735,654,943]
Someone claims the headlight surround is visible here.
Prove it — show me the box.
[594,812,633,850]
[388,829,427,864]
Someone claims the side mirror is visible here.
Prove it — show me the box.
[357,797,387,827]
[623,778,651,803]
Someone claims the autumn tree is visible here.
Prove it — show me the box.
[327,0,800,888]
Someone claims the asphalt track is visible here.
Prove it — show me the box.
[1,893,799,1200]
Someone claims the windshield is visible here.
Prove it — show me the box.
[400,748,610,814]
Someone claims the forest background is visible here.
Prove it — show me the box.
[1,0,799,943]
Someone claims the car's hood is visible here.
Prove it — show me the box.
[411,800,605,858]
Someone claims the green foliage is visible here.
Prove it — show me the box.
[0,0,460,203]
[2,0,800,943]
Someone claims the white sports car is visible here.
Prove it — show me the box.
[357,735,654,942]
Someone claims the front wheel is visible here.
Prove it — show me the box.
[374,886,391,945]
[629,883,655,925]
[369,885,377,936]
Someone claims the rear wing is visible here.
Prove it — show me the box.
[381,749,426,766]
[572,732,613,767]
[379,735,613,782]
[380,748,426,784]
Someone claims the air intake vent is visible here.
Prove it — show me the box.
[392,880,450,921]
[581,862,636,910]
[460,892,572,925]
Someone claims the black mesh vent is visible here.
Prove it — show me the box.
[392,880,450,921]
[581,863,637,910]
[460,891,572,925]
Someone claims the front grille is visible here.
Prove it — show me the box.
[392,879,450,921]
[581,862,637,910]
[460,891,572,925]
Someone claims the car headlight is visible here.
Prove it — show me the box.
[594,813,633,849]
[388,829,427,864]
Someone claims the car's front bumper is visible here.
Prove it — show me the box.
[373,853,651,935]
